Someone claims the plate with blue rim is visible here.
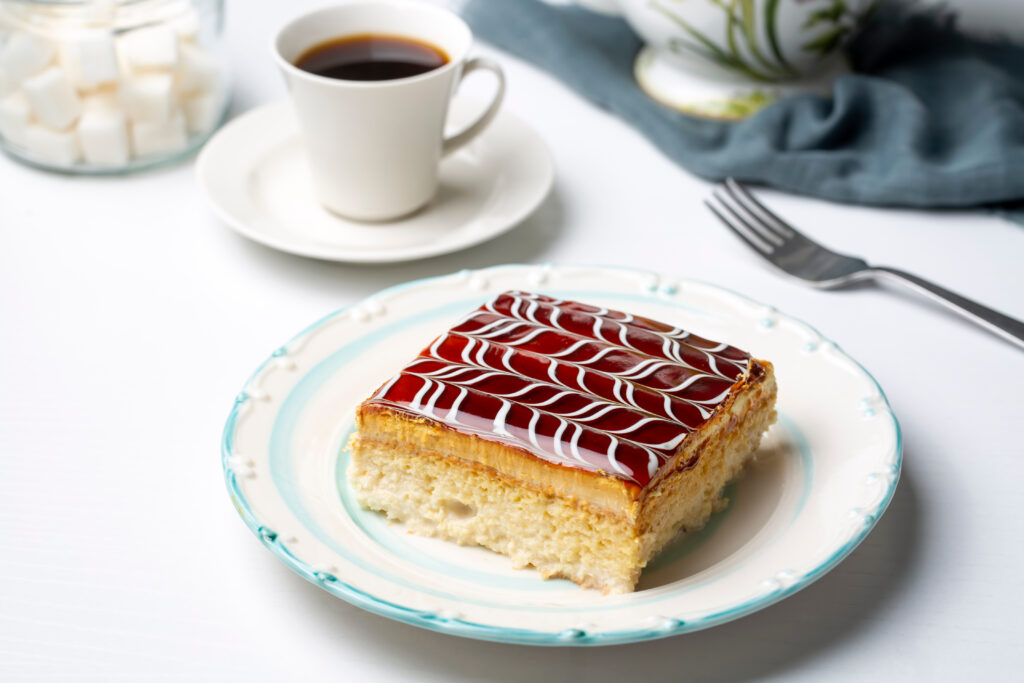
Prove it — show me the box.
[222,264,901,646]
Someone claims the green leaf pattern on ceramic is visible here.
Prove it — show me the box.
[800,1,853,55]
[651,0,860,82]
[690,90,778,119]
[763,0,794,72]
[802,0,846,29]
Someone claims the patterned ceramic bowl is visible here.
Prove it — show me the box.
[579,0,874,118]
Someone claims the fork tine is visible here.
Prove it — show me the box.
[724,178,796,239]
[703,198,774,256]
[713,189,786,247]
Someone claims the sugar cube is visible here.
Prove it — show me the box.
[0,68,14,98]
[0,32,54,84]
[24,123,80,165]
[0,90,31,147]
[176,43,219,95]
[119,73,174,123]
[170,6,201,42]
[78,106,129,165]
[82,0,116,25]
[81,89,120,113]
[117,25,178,70]
[131,112,186,157]
[182,90,222,135]
[22,66,81,129]
[60,31,119,89]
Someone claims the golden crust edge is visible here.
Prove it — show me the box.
[350,358,777,521]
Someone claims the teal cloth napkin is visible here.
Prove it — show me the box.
[462,0,1024,224]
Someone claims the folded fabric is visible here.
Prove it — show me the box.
[462,0,1024,224]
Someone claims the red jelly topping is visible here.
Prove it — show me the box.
[367,291,751,486]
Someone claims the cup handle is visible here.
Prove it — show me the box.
[442,57,506,157]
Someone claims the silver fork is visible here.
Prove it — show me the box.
[706,178,1024,350]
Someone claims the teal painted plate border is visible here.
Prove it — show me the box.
[221,264,902,646]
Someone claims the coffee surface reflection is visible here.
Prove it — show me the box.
[295,34,449,81]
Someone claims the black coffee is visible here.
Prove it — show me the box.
[294,34,449,81]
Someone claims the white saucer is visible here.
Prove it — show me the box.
[196,98,553,263]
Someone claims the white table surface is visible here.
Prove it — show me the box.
[2,1,1023,680]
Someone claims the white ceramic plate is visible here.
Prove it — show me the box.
[196,99,553,263]
[222,264,901,646]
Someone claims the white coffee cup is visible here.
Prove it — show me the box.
[274,1,505,222]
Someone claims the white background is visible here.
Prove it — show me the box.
[2,0,1023,680]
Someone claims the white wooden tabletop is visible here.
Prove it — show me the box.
[2,1,1022,680]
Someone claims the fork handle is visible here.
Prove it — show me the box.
[872,267,1024,349]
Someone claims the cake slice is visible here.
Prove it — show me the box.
[348,291,777,593]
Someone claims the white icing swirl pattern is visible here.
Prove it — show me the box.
[368,291,753,486]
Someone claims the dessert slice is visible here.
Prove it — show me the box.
[348,291,777,593]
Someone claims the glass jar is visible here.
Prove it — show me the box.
[0,0,227,173]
